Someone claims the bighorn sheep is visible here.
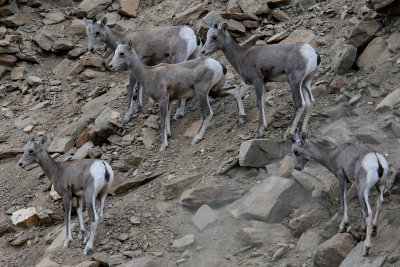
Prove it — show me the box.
[18,136,114,255]
[109,41,246,151]
[291,130,388,256]
[202,23,321,141]
[84,17,201,123]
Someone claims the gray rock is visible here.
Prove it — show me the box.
[47,137,74,153]
[289,207,330,237]
[314,233,356,267]
[331,43,357,74]
[172,235,195,251]
[33,28,58,51]
[52,39,74,52]
[160,173,203,200]
[356,127,385,145]
[228,176,309,222]
[297,230,323,256]
[43,11,66,25]
[191,204,217,231]
[93,252,124,267]
[346,20,382,48]
[180,184,248,210]
[357,37,391,70]
[72,141,94,160]
[141,128,158,149]
[237,221,291,245]
[237,0,269,15]
[76,0,112,18]
[375,88,400,113]
[174,3,207,24]
[271,246,287,262]
[26,76,42,86]
[95,107,121,125]
[320,118,353,145]
[239,139,292,167]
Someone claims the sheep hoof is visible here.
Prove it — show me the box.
[362,245,370,257]
[254,133,264,139]
[279,136,288,143]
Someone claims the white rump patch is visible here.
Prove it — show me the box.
[361,152,389,186]
[300,44,318,77]
[90,160,107,196]
[179,26,198,60]
[205,58,223,86]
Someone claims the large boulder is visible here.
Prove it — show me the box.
[228,176,309,222]
[239,139,291,167]
[367,0,400,15]
[320,118,354,145]
[314,233,356,267]
[237,0,269,15]
[118,0,140,18]
[160,173,203,200]
[47,137,74,153]
[76,0,112,18]
[357,37,392,70]
[331,43,357,74]
[282,29,316,45]
[191,204,217,232]
[11,207,39,227]
[375,88,400,113]
[346,20,382,48]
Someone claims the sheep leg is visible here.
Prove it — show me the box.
[372,184,385,235]
[83,192,99,255]
[192,92,213,145]
[254,79,267,138]
[77,196,86,241]
[338,175,349,232]
[159,97,169,152]
[122,73,138,124]
[63,195,73,249]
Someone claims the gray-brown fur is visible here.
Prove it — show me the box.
[18,136,114,255]
[202,23,321,140]
[84,17,201,123]
[291,130,388,256]
[109,41,246,151]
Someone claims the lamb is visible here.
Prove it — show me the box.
[202,23,321,141]
[84,17,201,123]
[109,41,246,151]
[18,136,114,255]
[291,130,388,256]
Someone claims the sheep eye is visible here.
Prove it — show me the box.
[95,32,100,36]
[29,149,34,154]
[119,52,125,56]
[212,36,217,41]
[294,150,299,156]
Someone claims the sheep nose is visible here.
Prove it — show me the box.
[90,47,94,52]
[201,50,205,54]
[109,64,113,69]
[18,162,23,167]
[295,166,301,171]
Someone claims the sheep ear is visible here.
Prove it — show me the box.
[92,17,97,24]
[100,17,107,27]
[40,136,47,146]
[306,128,312,140]
[128,40,133,49]
[221,23,228,32]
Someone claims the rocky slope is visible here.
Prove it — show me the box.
[0,0,400,266]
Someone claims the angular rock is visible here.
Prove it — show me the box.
[52,39,74,52]
[357,37,391,69]
[69,19,86,35]
[346,20,382,48]
[282,29,316,45]
[375,88,400,113]
[10,66,25,80]
[237,0,269,15]
[103,12,121,26]
[82,55,105,69]
[227,0,242,13]
[367,0,400,15]
[72,141,94,160]
[239,139,291,167]
[141,128,157,149]
[0,26,6,39]
[331,44,357,74]
[11,207,39,227]
[289,208,330,237]
[95,107,121,125]
[92,252,124,267]
[110,172,163,195]
[221,12,259,21]
[123,153,143,168]
[228,19,245,33]
[80,69,101,81]
[242,20,259,29]
[297,229,323,256]
[320,118,353,145]
[0,13,35,27]
[0,209,13,236]
[356,127,385,145]
[191,204,217,231]
[271,9,290,22]
[43,11,66,25]
[172,235,194,251]
[266,30,289,43]
[33,29,57,51]
[237,221,291,245]
[50,185,62,201]
[0,54,16,66]
[68,47,86,59]
[89,119,119,146]
[26,75,42,86]
[143,115,159,130]
[117,256,174,267]
[277,154,294,177]
[314,233,356,267]
[175,3,207,24]
[118,0,140,18]
[180,184,248,210]
[47,137,74,153]
[387,31,400,52]
[228,176,309,222]
[76,0,112,18]
[160,173,202,200]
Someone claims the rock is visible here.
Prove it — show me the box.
[289,208,330,237]
[82,55,105,69]
[117,233,129,242]
[95,107,121,125]
[0,209,13,236]
[43,11,66,25]
[297,230,323,256]
[346,20,382,48]
[172,235,194,251]
[33,29,57,51]
[276,154,294,178]
[110,172,163,195]
[76,261,101,267]
[141,128,158,149]
[0,13,35,27]
[183,120,202,137]
[103,12,121,26]
[52,39,74,52]
[375,88,400,113]
[239,139,291,167]
[191,204,217,231]
[356,126,385,145]
[88,146,103,158]
[80,69,101,81]
[175,3,207,24]
[114,20,137,31]
[76,0,112,18]
[367,0,400,15]
[72,141,94,160]
[160,173,202,200]
[367,63,393,87]
[92,252,124,267]
[237,221,291,245]
[68,47,86,59]
[271,9,290,22]
[227,0,242,13]
[180,184,248,210]
[242,20,259,29]
[387,31,400,52]
[26,75,42,86]
[124,153,143,168]
[237,0,269,15]
[221,12,259,21]
[331,44,357,74]
[0,26,6,39]
[0,54,17,66]
[50,185,62,201]
[47,137,74,153]
[143,115,159,130]
[357,37,391,70]
[228,19,245,33]
[320,118,353,145]
[314,233,356,267]
[118,0,140,18]
[282,28,316,45]
[89,120,119,146]
[10,66,25,80]
[228,176,309,222]
[272,246,287,261]
[11,207,39,227]
[36,258,63,267]
[69,19,86,35]
[266,30,290,44]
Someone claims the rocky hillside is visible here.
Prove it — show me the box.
[0,0,400,266]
